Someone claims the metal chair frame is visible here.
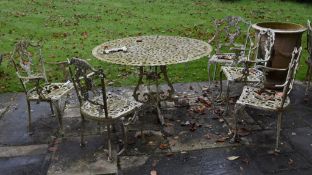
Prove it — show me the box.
[304,20,312,99]
[10,40,73,134]
[232,47,302,152]
[207,16,252,85]
[68,57,142,161]
[219,29,275,115]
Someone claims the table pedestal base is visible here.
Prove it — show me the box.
[133,66,174,125]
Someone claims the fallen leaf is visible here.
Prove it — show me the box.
[165,152,174,157]
[216,136,228,143]
[192,105,206,114]
[181,121,190,126]
[159,143,169,150]
[227,156,240,161]
[197,96,212,107]
[150,170,157,175]
[218,118,224,123]
[173,136,179,140]
[81,31,88,39]
[288,158,294,166]
[238,128,250,137]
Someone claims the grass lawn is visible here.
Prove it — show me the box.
[0,0,311,92]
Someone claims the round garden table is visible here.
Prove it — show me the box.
[92,35,212,124]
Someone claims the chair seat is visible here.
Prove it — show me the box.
[222,66,263,82]
[27,82,74,101]
[81,92,142,122]
[209,53,237,64]
[236,86,290,111]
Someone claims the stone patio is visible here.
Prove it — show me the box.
[0,81,312,175]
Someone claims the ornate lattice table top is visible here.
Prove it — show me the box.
[92,35,212,66]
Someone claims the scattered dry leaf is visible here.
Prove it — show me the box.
[288,158,294,166]
[238,128,250,137]
[227,156,240,161]
[150,170,157,175]
[159,143,169,150]
[165,152,174,157]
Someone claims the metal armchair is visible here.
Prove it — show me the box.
[10,40,73,134]
[207,16,252,85]
[232,47,302,152]
[219,29,275,114]
[68,57,142,161]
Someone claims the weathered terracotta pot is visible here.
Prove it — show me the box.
[252,22,306,85]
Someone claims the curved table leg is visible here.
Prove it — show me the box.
[133,67,144,101]
[160,65,174,98]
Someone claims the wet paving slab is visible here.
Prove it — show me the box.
[0,82,312,174]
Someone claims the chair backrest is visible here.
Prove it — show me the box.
[209,16,251,56]
[307,20,312,58]
[247,29,275,66]
[10,40,48,92]
[279,47,302,108]
[68,57,109,118]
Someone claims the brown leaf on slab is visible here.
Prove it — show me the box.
[150,170,157,175]
[238,128,251,137]
[288,158,294,166]
[197,97,212,107]
[227,156,240,161]
[216,136,229,143]
[159,143,169,150]
[192,105,206,114]
[165,152,174,157]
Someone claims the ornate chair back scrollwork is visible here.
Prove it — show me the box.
[207,16,252,85]
[10,40,73,134]
[68,57,142,161]
[304,20,312,100]
[233,47,302,152]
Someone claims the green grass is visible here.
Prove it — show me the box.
[0,0,311,92]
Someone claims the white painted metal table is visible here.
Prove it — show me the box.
[92,35,212,124]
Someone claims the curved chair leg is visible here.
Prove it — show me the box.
[53,101,64,136]
[26,100,32,133]
[230,103,244,143]
[207,62,212,86]
[106,124,112,161]
[117,120,127,156]
[49,101,56,117]
[217,70,223,99]
[224,80,231,116]
[275,111,283,152]
[80,117,86,148]
[213,63,217,83]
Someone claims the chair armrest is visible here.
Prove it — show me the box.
[45,61,68,66]
[255,65,288,72]
[16,72,45,81]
